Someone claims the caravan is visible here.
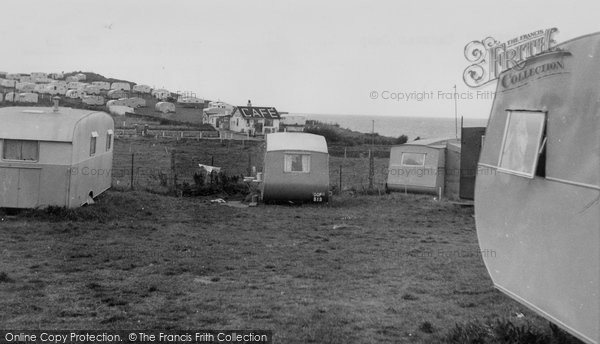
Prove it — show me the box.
[0,106,114,208]
[475,33,600,344]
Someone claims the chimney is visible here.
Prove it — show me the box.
[52,96,60,112]
[247,99,252,107]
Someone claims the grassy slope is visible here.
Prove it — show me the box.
[0,191,554,343]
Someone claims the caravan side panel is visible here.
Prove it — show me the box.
[69,112,114,207]
[475,35,600,344]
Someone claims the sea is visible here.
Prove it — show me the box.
[302,114,488,141]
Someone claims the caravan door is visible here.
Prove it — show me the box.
[0,167,41,208]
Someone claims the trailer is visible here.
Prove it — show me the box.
[0,106,114,208]
[262,132,329,203]
[475,33,600,344]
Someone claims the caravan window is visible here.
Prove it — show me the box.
[90,132,98,156]
[498,110,546,178]
[2,140,39,161]
[401,152,425,166]
[284,154,310,173]
[106,130,113,151]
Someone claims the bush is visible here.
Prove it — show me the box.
[178,171,250,197]
[396,134,408,144]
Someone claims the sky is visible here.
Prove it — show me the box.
[1,0,599,118]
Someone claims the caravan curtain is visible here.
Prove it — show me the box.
[284,154,310,173]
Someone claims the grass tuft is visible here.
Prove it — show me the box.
[0,272,15,283]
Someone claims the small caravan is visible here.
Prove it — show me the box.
[65,90,81,99]
[17,93,38,104]
[0,79,16,88]
[132,84,152,94]
[0,106,114,208]
[386,138,457,195]
[83,85,101,95]
[111,82,130,92]
[262,132,329,203]
[82,95,105,106]
[475,33,600,344]
[15,82,36,92]
[155,101,176,113]
[107,89,127,99]
[91,81,111,90]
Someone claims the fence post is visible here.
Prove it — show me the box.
[368,150,374,190]
[339,164,342,194]
[130,153,135,190]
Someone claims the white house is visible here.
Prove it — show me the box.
[75,73,87,81]
[229,103,281,135]
[152,88,171,101]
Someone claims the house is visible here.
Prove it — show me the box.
[65,76,79,83]
[203,107,231,130]
[0,105,114,208]
[152,88,171,101]
[75,73,87,81]
[475,33,600,344]
[262,132,329,203]
[229,102,281,135]
[280,115,307,132]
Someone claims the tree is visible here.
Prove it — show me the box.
[396,134,408,144]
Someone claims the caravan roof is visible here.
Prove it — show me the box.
[0,107,99,142]
[266,132,328,153]
[403,137,457,147]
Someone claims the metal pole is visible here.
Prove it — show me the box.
[130,153,135,190]
[454,84,459,140]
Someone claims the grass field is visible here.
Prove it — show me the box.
[0,190,577,343]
